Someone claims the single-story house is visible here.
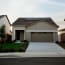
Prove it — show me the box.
[12,18,59,42]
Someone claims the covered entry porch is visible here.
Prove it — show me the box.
[15,30,25,41]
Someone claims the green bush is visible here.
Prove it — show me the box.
[0,42,28,52]
[22,40,29,43]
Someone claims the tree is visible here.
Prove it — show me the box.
[0,25,6,43]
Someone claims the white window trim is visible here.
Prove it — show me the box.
[26,30,57,32]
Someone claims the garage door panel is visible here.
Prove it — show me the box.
[31,32,53,42]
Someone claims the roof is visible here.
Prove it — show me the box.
[0,15,11,26]
[59,28,65,31]
[12,18,59,27]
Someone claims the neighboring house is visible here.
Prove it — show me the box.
[12,18,59,42]
[0,15,11,41]
[59,29,65,42]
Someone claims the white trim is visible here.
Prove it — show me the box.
[14,27,25,30]
[26,30,57,32]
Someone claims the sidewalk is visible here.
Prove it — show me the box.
[0,52,65,58]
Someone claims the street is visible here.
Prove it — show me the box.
[0,57,65,65]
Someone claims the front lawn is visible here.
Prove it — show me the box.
[0,42,29,52]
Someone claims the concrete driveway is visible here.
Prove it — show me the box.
[26,42,65,57]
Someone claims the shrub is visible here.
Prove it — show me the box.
[22,40,29,43]
[0,41,29,52]
[56,41,60,44]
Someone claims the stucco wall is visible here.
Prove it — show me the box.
[27,22,57,30]
[4,17,11,35]
[25,32,31,41]
[0,17,5,27]
[0,16,11,35]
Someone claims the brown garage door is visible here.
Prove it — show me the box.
[31,32,53,42]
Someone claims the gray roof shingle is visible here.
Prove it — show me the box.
[12,18,59,27]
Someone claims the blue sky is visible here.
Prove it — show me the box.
[0,0,65,29]
[52,0,65,3]
[38,4,65,14]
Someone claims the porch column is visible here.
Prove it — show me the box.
[12,29,15,40]
[24,30,26,40]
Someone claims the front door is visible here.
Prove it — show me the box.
[15,30,24,41]
[15,30,20,40]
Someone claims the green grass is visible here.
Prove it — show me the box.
[0,42,29,52]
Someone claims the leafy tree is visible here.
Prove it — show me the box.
[0,25,6,43]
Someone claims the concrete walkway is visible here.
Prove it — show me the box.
[0,42,65,57]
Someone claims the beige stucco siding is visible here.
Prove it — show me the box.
[0,16,11,35]
[27,22,57,30]
[4,17,11,35]
[25,32,31,41]
[0,17,5,27]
